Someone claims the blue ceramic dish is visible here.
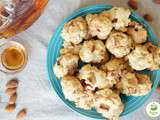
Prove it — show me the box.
[47,4,160,119]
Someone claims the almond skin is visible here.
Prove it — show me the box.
[128,0,138,10]
[128,21,139,27]
[5,88,17,96]
[5,104,16,112]
[118,28,128,32]
[16,109,27,120]
[6,79,18,88]
[9,93,17,104]
[144,14,153,22]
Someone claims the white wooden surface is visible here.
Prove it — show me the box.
[0,0,160,120]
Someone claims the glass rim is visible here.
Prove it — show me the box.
[0,40,28,74]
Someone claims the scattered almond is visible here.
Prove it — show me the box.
[5,104,16,112]
[128,0,138,10]
[16,109,27,120]
[144,14,153,22]
[5,88,17,96]
[6,79,18,89]
[153,0,160,4]
[9,93,17,104]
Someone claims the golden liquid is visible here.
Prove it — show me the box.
[1,47,25,70]
[0,0,48,38]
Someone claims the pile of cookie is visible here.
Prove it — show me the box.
[53,7,160,120]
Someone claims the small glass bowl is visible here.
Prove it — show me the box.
[0,41,28,73]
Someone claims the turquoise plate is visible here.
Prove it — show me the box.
[47,4,160,119]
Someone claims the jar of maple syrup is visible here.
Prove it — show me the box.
[0,0,48,38]
[0,41,27,73]
[0,0,48,72]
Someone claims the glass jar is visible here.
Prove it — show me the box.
[0,0,48,73]
[0,0,48,38]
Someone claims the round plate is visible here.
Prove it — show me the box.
[47,4,160,119]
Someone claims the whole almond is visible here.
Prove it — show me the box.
[16,109,27,120]
[6,79,18,88]
[5,104,16,112]
[153,0,160,4]
[5,88,17,96]
[144,14,153,22]
[128,0,138,10]
[9,93,17,104]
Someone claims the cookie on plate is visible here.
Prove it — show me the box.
[145,42,160,70]
[94,88,124,120]
[101,58,133,88]
[127,22,147,44]
[61,75,84,101]
[60,41,82,55]
[116,72,152,96]
[100,57,132,73]
[53,53,79,78]
[78,64,114,90]
[102,7,131,30]
[61,17,88,44]
[86,14,113,39]
[106,31,133,58]
[75,91,94,110]
[134,73,152,96]
[79,40,108,63]
[61,75,95,110]
[127,45,153,70]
